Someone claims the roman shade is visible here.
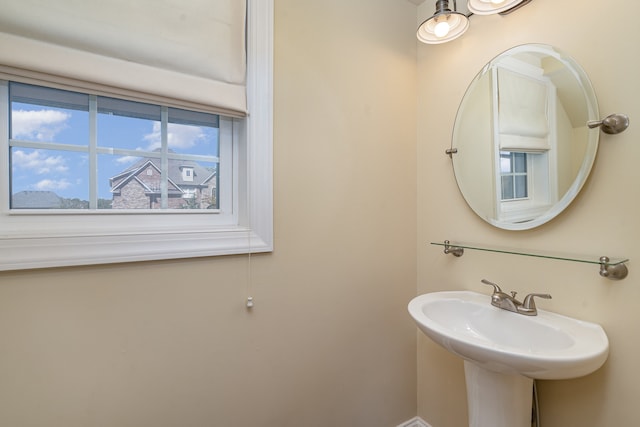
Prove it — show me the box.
[0,0,246,116]
[497,67,550,152]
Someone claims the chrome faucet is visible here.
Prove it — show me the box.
[480,279,551,316]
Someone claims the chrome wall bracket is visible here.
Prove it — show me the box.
[599,256,628,280]
[443,240,464,257]
[587,113,630,134]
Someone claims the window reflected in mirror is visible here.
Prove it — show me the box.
[451,44,599,230]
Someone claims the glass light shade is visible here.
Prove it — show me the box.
[467,0,526,15]
[417,12,469,44]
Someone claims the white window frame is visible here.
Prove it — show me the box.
[0,0,273,271]
[497,151,554,223]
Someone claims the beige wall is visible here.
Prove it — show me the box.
[4,1,635,426]
[0,1,418,426]
[417,0,640,426]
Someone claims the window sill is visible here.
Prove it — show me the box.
[0,226,271,270]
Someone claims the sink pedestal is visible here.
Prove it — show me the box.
[464,361,533,427]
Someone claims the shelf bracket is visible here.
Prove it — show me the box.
[444,240,464,257]
[599,256,628,280]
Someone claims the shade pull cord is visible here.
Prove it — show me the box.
[245,121,254,309]
[246,249,253,308]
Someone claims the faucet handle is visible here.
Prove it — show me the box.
[480,279,503,294]
[522,293,552,310]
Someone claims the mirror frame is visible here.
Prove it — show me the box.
[451,44,600,230]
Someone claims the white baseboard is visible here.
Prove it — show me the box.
[396,416,431,427]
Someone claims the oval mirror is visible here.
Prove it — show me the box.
[451,44,599,230]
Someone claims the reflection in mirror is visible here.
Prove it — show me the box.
[451,44,599,230]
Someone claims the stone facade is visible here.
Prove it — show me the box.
[110,158,216,210]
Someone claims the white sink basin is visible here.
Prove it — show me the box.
[408,290,609,380]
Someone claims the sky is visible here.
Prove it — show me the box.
[10,100,219,202]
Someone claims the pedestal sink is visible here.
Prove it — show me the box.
[408,291,609,427]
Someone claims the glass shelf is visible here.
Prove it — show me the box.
[430,241,629,266]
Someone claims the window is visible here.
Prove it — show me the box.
[496,150,553,223]
[181,167,195,183]
[500,151,528,201]
[9,82,222,211]
[0,0,273,270]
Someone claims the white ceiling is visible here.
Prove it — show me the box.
[407,0,426,4]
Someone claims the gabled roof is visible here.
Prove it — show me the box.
[12,190,62,208]
[110,151,216,192]
[110,160,183,194]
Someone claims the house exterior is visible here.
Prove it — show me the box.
[12,190,64,209]
[109,155,217,209]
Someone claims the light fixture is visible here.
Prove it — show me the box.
[417,0,533,44]
[417,0,470,44]
[467,0,532,15]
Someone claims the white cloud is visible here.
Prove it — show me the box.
[112,122,210,167]
[12,109,71,141]
[115,155,140,165]
[12,150,68,174]
[143,122,207,151]
[35,178,71,191]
